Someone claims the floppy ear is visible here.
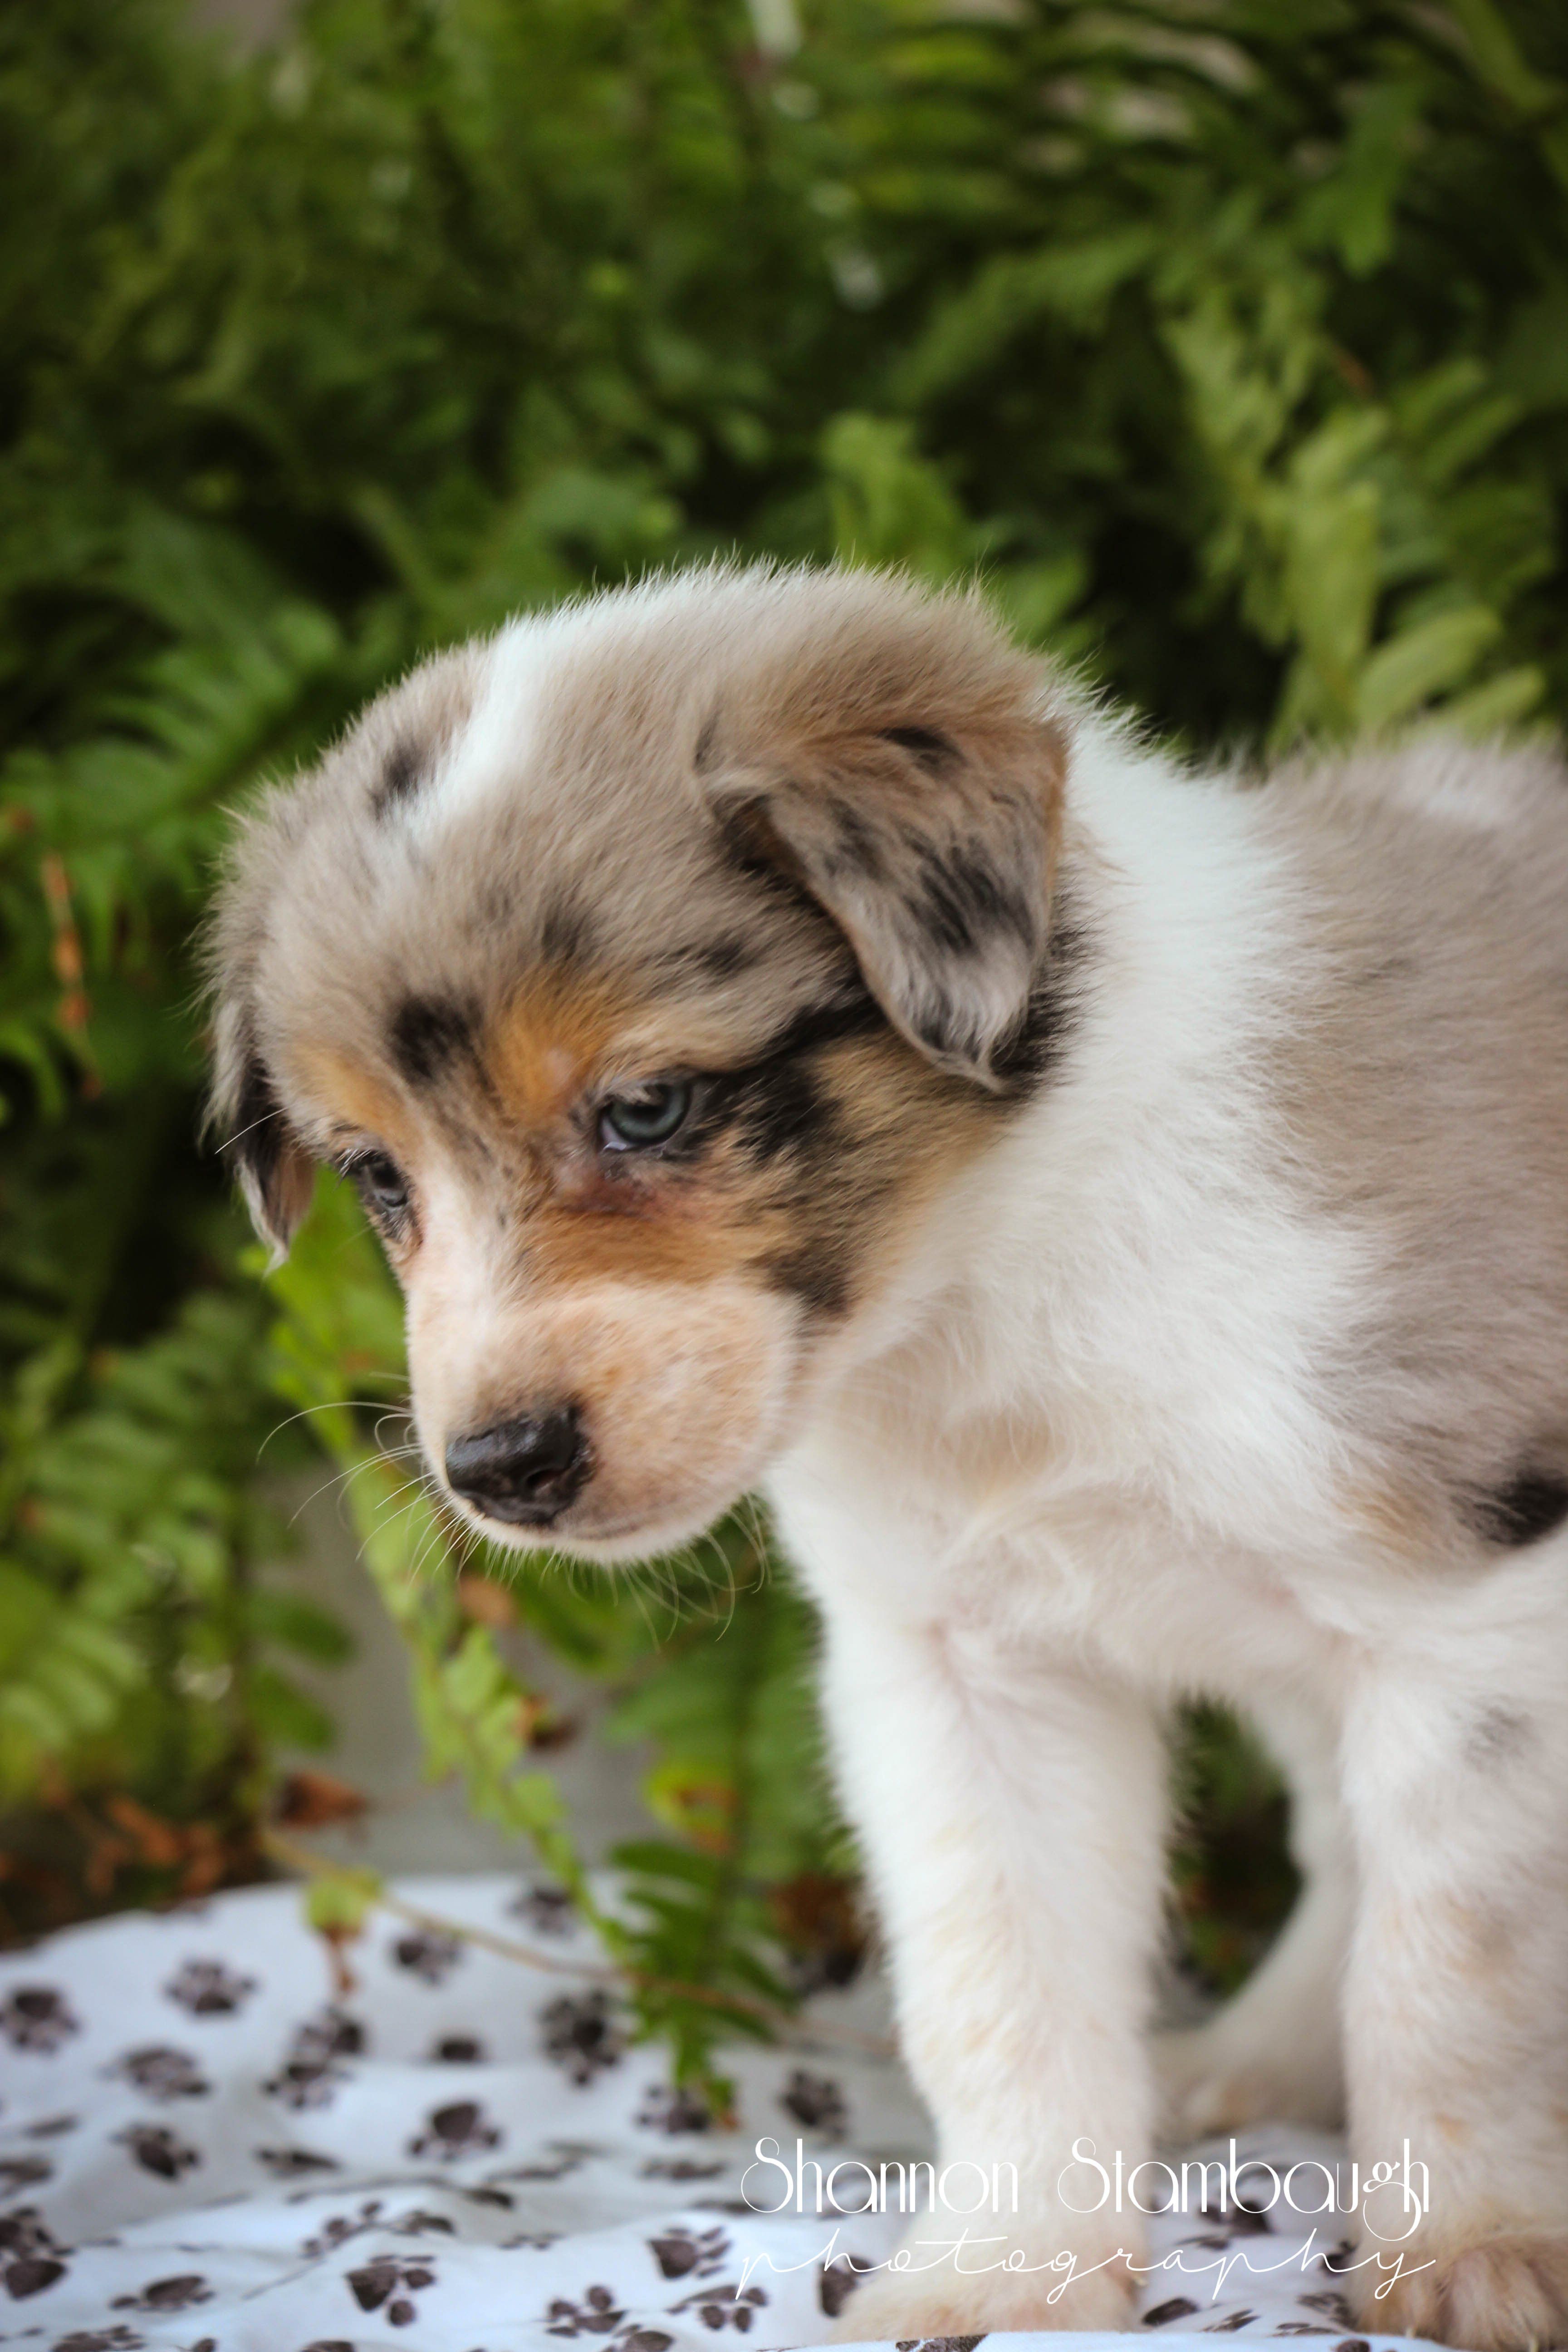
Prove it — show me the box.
[207,997,315,1264]
[702,588,1066,1086]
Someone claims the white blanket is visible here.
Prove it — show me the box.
[0,1876,1430,2352]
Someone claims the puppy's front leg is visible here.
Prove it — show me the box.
[1339,1605,1568,2351]
[816,1597,1166,2337]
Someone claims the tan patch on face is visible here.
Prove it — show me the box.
[289,1043,420,1166]
[486,967,639,1129]
[523,1188,786,1290]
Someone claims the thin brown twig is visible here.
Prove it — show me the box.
[260,1827,895,2058]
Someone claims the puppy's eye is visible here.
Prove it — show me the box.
[599,1081,692,1152]
[351,1149,411,1217]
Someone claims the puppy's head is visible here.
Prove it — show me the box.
[208,566,1070,1558]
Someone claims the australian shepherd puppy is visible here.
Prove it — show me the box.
[210,566,1568,2350]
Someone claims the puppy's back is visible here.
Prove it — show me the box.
[1255,735,1568,1548]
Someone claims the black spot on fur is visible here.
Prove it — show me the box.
[762,1243,851,1323]
[881,724,959,775]
[389,995,478,1087]
[649,931,757,988]
[701,990,881,1167]
[658,933,760,984]
[912,842,1035,964]
[989,895,1093,1091]
[220,1044,306,1241]
[714,795,828,920]
[1466,1468,1568,1549]
[372,736,425,818]
[538,894,595,968]
[691,935,756,980]
[226,1050,286,1186]
[821,796,887,881]
[732,1057,834,1165]
[1467,1706,1533,1767]
[694,710,720,772]
[907,984,957,1061]
[745,990,884,1069]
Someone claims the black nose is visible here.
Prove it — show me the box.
[443,1407,589,1526]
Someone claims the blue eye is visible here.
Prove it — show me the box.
[350,1148,410,1217]
[599,1082,693,1151]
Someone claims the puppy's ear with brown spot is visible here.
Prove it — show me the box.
[703,594,1067,1085]
[207,1000,315,1263]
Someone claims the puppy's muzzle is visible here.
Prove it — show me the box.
[444,1406,590,1528]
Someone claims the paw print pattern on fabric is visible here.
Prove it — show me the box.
[889,2338,987,2352]
[345,2254,436,2328]
[0,1986,80,2053]
[510,1880,576,1936]
[0,2155,53,2195]
[113,2124,200,2180]
[636,2084,711,2135]
[390,1930,463,1985]
[647,2225,728,2280]
[1227,2197,1274,2235]
[301,2202,387,2259]
[252,2145,341,2177]
[162,1960,255,2017]
[431,2033,486,2062]
[299,2198,456,2258]
[818,2254,874,2319]
[779,2067,845,2135]
[492,2143,592,2184]
[265,2006,365,2109]
[407,2101,502,2161]
[540,1991,624,2086]
[0,1886,1391,2346]
[666,2280,768,2332]
[1298,2288,1354,2321]
[0,2207,68,2299]
[109,2274,213,2312]
[545,2284,625,2336]
[106,2045,208,2100]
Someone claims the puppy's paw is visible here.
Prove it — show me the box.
[1351,2229,1568,2351]
[828,2248,1139,2339]
[1154,2023,1343,2137]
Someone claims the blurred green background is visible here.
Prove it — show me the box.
[2,0,1564,2097]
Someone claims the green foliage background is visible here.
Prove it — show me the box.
[2,0,1566,2097]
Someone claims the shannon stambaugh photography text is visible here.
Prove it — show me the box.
[743,2136,1432,2243]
